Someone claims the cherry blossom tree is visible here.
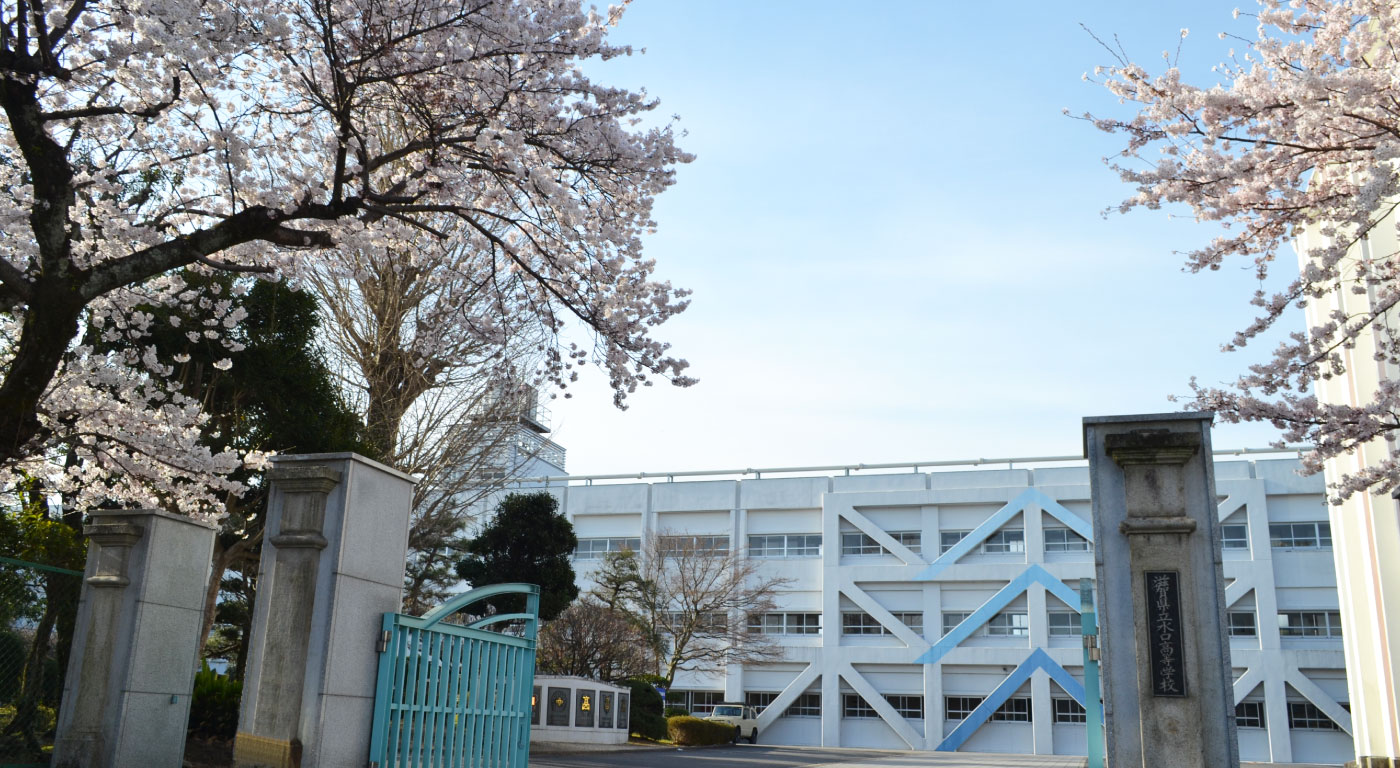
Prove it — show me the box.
[1085,0,1400,501]
[0,0,693,517]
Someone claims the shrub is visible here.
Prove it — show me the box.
[630,709,667,741]
[187,663,242,741]
[663,705,689,718]
[666,715,735,746]
[622,677,667,740]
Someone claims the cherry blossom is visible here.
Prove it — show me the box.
[0,0,693,518]
[1086,0,1400,501]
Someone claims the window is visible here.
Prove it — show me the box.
[1228,611,1257,638]
[658,535,729,555]
[1220,524,1249,550]
[949,696,1031,722]
[1053,698,1086,724]
[1278,611,1343,638]
[891,531,922,554]
[841,532,883,556]
[942,611,971,636]
[841,611,923,636]
[945,696,982,720]
[842,612,885,636]
[746,692,776,714]
[664,611,727,632]
[842,694,877,718]
[982,529,1025,554]
[940,530,969,554]
[786,693,821,718]
[747,612,821,635]
[1287,701,1343,731]
[748,534,821,558]
[840,531,920,556]
[574,537,641,559]
[1048,611,1080,636]
[885,695,924,719]
[1269,522,1331,549]
[986,612,1030,637]
[687,691,724,717]
[893,611,924,634]
[1044,528,1091,552]
[991,697,1033,722]
[667,690,725,716]
[1235,701,1266,729]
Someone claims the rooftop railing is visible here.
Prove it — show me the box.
[508,445,1311,487]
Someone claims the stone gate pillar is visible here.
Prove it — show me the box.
[1083,413,1238,768]
[52,509,217,768]
[233,453,414,768]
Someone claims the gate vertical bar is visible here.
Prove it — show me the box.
[369,613,397,767]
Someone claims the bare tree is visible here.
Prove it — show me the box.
[307,231,551,613]
[620,531,792,683]
[536,598,653,682]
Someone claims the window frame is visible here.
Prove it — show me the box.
[748,533,821,558]
[1052,698,1086,724]
[1043,527,1091,552]
[1287,701,1343,731]
[841,611,885,636]
[745,692,776,715]
[1047,610,1079,637]
[1235,700,1266,729]
[786,693,821,718]
[885,694,924,719]
[986,611,1030,637]
[990,697,1033,723]
[841,693,877,719]
[573,537,641,560]
[747,611,822,636]
[939,530,969,554]
[1278,610,1343,638]
[982,529,1026,554]
[944,696,983,721]
[1268,521,1332,549]
[840,530,921,557]
[1228,611,1257,638]
[1220,523,1249,550]
[941,611,972,636]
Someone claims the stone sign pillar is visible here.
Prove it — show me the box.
[1083,413,1238,768]
[233,453,414,768]
[52,509,217,768]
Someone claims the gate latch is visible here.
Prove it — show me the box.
[377,630,390,653]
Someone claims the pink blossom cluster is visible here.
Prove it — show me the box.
[0,0,692,519]
[1087,0,1400,503]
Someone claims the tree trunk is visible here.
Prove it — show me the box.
[198,535,254,651]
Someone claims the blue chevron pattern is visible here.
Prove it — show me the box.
[936,648,1086,752]
[917,564,1079,665]
[916,488,1093,580]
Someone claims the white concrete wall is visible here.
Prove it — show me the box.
[546,460,1350,763]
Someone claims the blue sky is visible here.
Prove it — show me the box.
[547,1,1298,476]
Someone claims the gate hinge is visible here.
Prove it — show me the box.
[377,630,390,653]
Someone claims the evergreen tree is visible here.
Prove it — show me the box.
[455,493,578,621]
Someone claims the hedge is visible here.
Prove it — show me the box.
[666,715,736,746]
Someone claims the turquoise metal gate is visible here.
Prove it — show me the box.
[369,583,540,768]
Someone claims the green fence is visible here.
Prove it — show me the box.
[0,555,82,768]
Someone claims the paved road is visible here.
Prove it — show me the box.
[529,744,1339,768]
[528,744,1086,768]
